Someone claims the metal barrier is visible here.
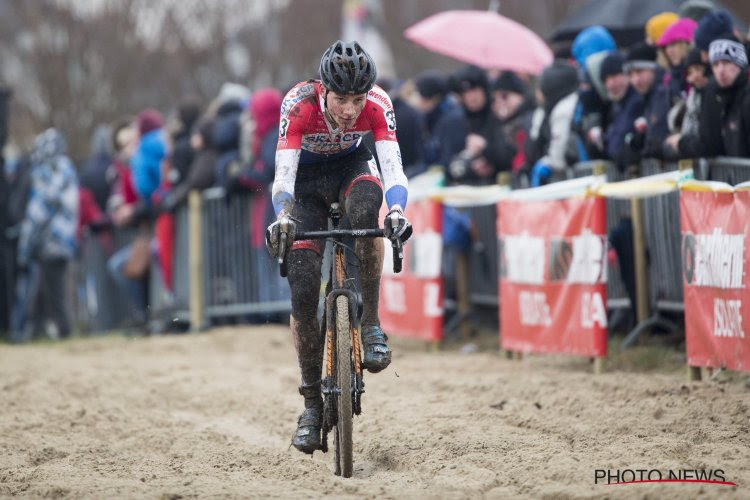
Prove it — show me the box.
[148,206,191,330]
[200,188,290,320]
[75,189,291,334]
[618,161,683,346]
[465,204,499,307]
[707,157,750,184]
[76,228,139,333]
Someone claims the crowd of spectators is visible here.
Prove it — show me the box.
[1,82,291,342]
[2,3,749,342]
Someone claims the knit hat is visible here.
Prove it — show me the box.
[679,0,716,22]
[685,46,705,68]
[694,9,733,51]
[571,25,617,67]
[415,70,448,99]
[645,12,679,45]
[600,51,625,81]
[624,42,658,72]
[451,65,489,93]
[657,18,698,47]
[137,108,164,135]
[709,36,748,69]
[492,71,526,95]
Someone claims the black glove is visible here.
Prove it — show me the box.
[265,215,296,258]
[384,207,412,242]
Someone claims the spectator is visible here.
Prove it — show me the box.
[161,120,217,212]
[414,70,465,170]
[571,26,617,161]
[79,125,113,211]
[623,42,670,162]
[527,60,580,186]
[447,65,515,185]
[703,36,750,156]
[491,71,535,181]
[169,97,202,187]
[571,25,617,71]
[657,18,698,106]
[675,9,735,158]
[666,48,710,156]
[645,12,679,46]
[213,97,243,189]
[227,87,289,312]
[377,78,425,178]
[131,108,166,202]
[12,128,79,343]
[601,52,644,167]
[694,9,734,59]
[106,120,149,327]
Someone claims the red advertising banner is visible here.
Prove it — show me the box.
[498,196,607,357]
[379,199,443,341]
[680,189,750,372]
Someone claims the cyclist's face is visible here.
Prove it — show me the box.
[326,91,366,129]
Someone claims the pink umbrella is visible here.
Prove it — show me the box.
[404,10,553,75]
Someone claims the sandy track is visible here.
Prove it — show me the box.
[1,326,748,499]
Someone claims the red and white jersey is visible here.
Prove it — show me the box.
[272,80,408,214]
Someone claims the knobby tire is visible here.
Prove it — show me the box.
[334,294,353,477]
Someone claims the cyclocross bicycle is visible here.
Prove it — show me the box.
[277,202,404,477]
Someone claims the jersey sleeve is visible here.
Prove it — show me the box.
[367,87,408,210]
[272,89,308,215]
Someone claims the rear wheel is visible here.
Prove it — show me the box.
[334,294,353,477]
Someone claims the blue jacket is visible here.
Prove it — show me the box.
[132,129,166,201]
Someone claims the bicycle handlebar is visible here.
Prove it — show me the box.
[277,227,404,277]
[295,228,385,239]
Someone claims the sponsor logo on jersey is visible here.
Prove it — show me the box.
[368,89,393,110]
[281,83,314,116]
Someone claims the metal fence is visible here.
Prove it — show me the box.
[75,190,291,334]
[201,188,290,320]
[76,228,138,333]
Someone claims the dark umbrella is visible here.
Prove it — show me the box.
[550,0,746,46]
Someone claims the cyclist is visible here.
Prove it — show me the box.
[265,40,411,454]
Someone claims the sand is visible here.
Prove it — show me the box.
[1,326,748,499]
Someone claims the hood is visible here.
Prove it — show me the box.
[572,26,616,68]
[540,60,579,112]
[585,50,612,101]
[31,128,66,165]
[250,88,283,141]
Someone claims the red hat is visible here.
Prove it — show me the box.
[137,108,164,135]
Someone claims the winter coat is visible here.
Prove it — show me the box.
[213,100,243,186]
[605,86,644,166]
[680,87,703,139]
[527,92,579,171]
[131,128,166,201]
[678,80,724,158]
[710,73,750,157]
[18,129,79,264]
[423,97,466,169]
[501,98,535,172]
[392,96,425,177]
[639,79,672,159]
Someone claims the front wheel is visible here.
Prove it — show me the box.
[334,294,353,477]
